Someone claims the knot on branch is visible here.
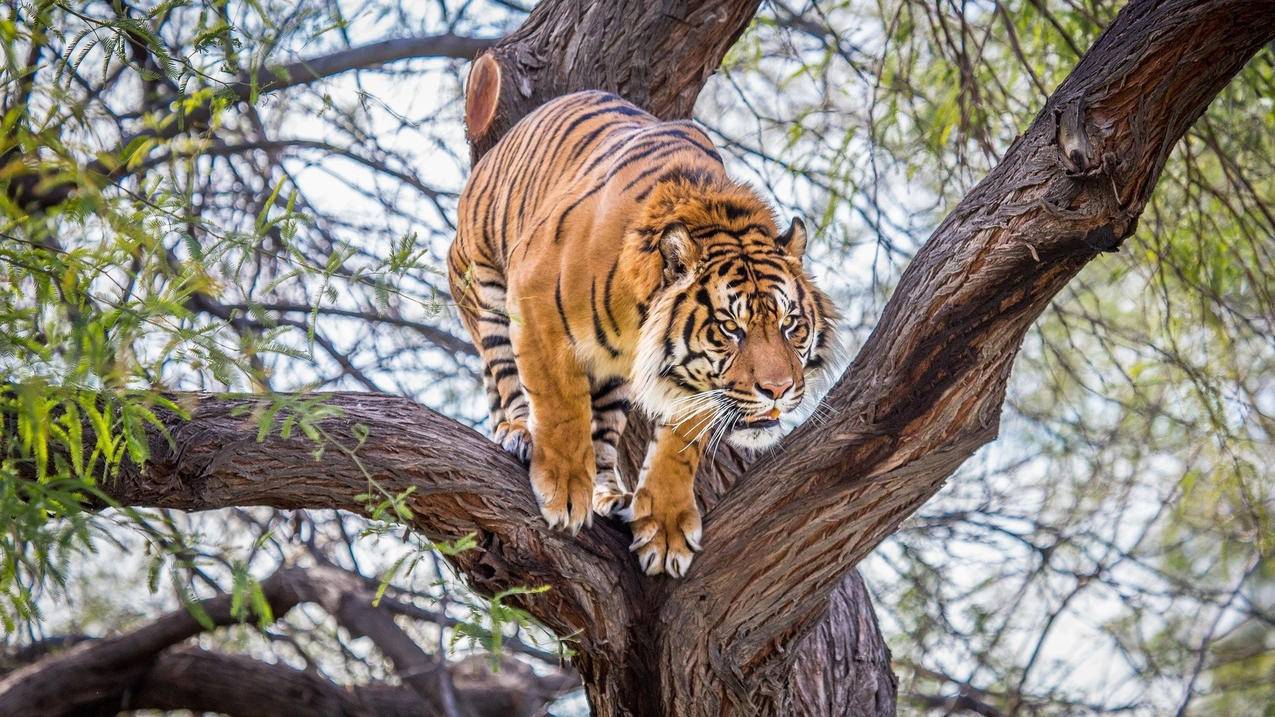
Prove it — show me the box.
[1081,212,1140,254]
[1054,98,1097,175]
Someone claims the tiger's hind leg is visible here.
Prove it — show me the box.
[450,255,532,463]
[589,376,632,517]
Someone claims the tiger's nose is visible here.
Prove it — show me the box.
[756,378,795,400]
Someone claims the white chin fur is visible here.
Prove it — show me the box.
[727,425,785,450]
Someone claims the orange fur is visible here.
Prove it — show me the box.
[449,91,839,577]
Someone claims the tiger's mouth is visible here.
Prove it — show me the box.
[732,407,782,431]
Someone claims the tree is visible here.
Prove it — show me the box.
[2,0,1273,715]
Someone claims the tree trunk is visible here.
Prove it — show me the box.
[463,2,897,713]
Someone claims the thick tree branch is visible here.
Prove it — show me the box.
[17,644,569,717]
[83,646,430,717]
[658,1,1275,712]
[49,393,643,659]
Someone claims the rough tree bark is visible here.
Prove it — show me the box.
[5,0,1274,715]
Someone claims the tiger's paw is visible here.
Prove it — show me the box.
[623,488,701,578]
[591,472,632,518]
[530,462,593,535]
[493,419,532,464]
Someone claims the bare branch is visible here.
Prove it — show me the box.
[257,34,496,93]
[8,32,493,212]
[0,567,304,714]
[0,565,574,717]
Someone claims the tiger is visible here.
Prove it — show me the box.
[448,90,839,577]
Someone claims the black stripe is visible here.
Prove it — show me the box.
[618,147,696,193]
[493,365,520,382]
[566,106,649,162]
[591,376,626,400]
[602,264,622,334]
[591,427,620,442]
[494,123,542,255]
[609,130,717,180]
[593,399,631,413]
[717,200,753,221]
[555,279,576,344]
[591,282,621,358]
[681,313,700,349]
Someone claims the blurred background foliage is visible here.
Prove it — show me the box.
[1,0,1271,714]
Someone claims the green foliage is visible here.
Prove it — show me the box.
[372,532,479,607]
[451,584,555,668]
[0,0,458,651]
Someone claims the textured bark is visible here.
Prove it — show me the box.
[78,647,432,717]
[786,572,897,716]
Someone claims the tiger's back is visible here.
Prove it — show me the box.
[453,90,724,279]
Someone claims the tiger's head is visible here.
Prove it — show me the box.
[630,177,841,450]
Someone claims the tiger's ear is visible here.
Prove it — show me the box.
[659,223,698,282]
[777,216,808,258]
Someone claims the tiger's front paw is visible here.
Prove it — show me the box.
[623,487,701,578]
[493,419,532,464]
[530,461,593,535]
[592,470,632,517]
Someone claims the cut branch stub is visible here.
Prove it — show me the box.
[465,54,502,142]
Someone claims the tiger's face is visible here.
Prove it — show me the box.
[633,217,840,450]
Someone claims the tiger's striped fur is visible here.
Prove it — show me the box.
[448,91,839,577]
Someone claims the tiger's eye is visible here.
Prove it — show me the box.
[783,315,807,338]
[719,319,742,340]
